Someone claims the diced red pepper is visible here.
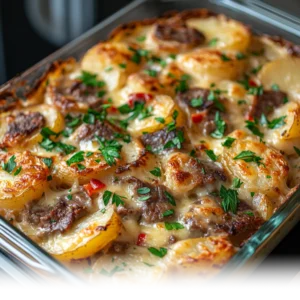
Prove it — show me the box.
[248,79,257,87]
[84,179,106,197]
[136,233,147,246]
[108,106,118,114]
[128,93,153,107]
[191,112,204,124]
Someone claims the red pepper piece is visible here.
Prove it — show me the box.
[137,233,147,246]
[191,112,204,124]
[128,93,153,107]
[84,179,106,197]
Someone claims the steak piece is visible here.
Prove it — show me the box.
[154,23,205,46]
[140,127,185,153]
[176,88,213,111]
[25,189,91,235]
[1,112,45,148]
[76,120,121,142]
[248,90,287,119]
[127,177,174,223]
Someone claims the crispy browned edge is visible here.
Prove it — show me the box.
[6,8,299,102]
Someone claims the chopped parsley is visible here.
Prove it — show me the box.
[77,164,86,170]
[66,151,85,166]
[207,90,225,112]
[210,111,226,139]
[13,166,22,176]
[162,209,174,217]
[232,177,243,188]
[294,146,300,157]
[236,52,247,60]
[164,222,184,231]
[78,71,105,88]
[42,157,53,168]
[250,192,255,197]
[175,74,190,93]
[148,247,167,258]
[136,36,146,42]
[103,190,125,207]
[100,266,124,277]
[271,84,280,91]
[150,167,161,177]
[247,85,264,96]
[251,65,262,75]
[144,69,157,77]
[222,137,236,148]
[205,149,218,161]
[118,63,127,69]
[164,130,184,150]
[208,37,218,47]
[220,185,239,214]
[47,175,52,181]
[245,120,264,138]
[137,187,151,194]
[190,97,204,108]
[238,100,247,105]
[164,190,176,206]
[1,155,16,173]
[221,53,231,61]
[260,114,286,129]
[244,211,254,216]
[96,137,122,166]
[234,150,264,166]
[155,117,165,124]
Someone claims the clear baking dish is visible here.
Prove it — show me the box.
[1,0,300,283]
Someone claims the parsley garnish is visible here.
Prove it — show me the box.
[13,166,22,176]
[150,167,161,177]
[222,137,236,148]
[251,65,262,75]
[234,150,264,166]
[210,111,226,139]
[236,52,247,60]
[232,177,243,188]
[96,137,122,166]
[137,187,151,194]
[271,84,280,91]
[245,120,264,138]
[221,53,231,61]
[190,97,204,108]
[244,211,254,216]
[136,36,146,42]
[164,222,184,230]
[155,117,165,124]
[103,190,125,207]
[294,146,300,156]
[164,191,176,206]
[42,157,53,168]
[100,266,124,277]
[175,74,190,93]
[248,85,264,96]
[208,37,218,46]
[78,71,105,87]
[260,114,286,129]
[205,149,218,161]
[164,130,184,150]
[250,192,255,197]
[238,100,247,105]
[220,185,239,214]
[1,155,16,173]
[162,209,174,217]
[144,69,157,77]
[148,247,167,258]
[118,63,127,69]
[66,151,85,166]
[207,90,225,112]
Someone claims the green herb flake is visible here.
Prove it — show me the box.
[234,150,264,166]
[162,209,174,217]
[208,37,218,47]
[205,149,218,161]
[245,120,264,138]
[42,157,53,168]
[77,164,86,170]
[103,190,113,206]
[250,192,255,197]
[155,117,165,124]
[67,194,72,200]
[137,187,151,195]
[232,177,243,189]
[164,222,184,231]
[97,137,122,166]
[78,71,105,88]
[271,84,280,91]
[144,69,157,77]
[220,185,239,214]
[236,52,247,60]
[119,63,127,69]
[164,191,176,206]
[210,111,226,139]
[221,53,231,61]
[238,100,247,105]
[190,97,204,108]
[66,151,85,166]
[138,195,151,201]
[2,155,16,173]
[13,166,22,176]
[148,247,167,258]
[294,146,300,157]
[150,167,161,177]
[47,175,52,181]
[244,211,254,216]
[136,36,146,42]
[222,137,236,148]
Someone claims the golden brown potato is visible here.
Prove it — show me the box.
[0,151,49,211]
[187,14,251,52]
[42,207,121,260]
[178,49,246,88]
[220,130,289,208]
[81,42,142,91]
[164,236,235,276]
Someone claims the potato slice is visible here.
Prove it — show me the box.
[178,49,246,88]
[187,15,251,52]
[90,247,173,291]
[81,42,142,91]
[164,236,235,276]
[259,57,300,94]
[220,130,289,208]
[127,95,184,136]
[41,207,121,260]
[0,151,49,211]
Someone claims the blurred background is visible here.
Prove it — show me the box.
[0,0,132,84]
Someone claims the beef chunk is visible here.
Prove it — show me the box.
[154,23,205,46]
[76,120,121,142]
[196,160,227,184]
[248,90,287,119]
[176,88,213,111]
[1,112,45,148]
[25,189,91,235]
[127,177,174,223]
[140,127,185,153]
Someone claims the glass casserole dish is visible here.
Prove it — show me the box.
[1,0,300,283]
